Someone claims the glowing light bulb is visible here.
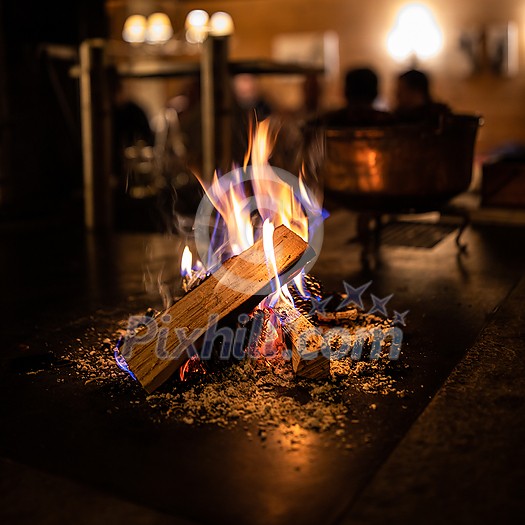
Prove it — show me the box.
[387,4,443,61]
[387,31,413,61]
[210,12,234,37]
[146,12,173,44]
[185,10,209,30]
[184,9,210,43]
[122,15,147,43]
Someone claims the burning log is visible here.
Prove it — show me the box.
[123,225,312,392]
[277,304,330,380]
[316,309,358,324]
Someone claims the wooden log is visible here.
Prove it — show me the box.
[123,225,311,392]
[277,305,330,380]
[316,309,358,324]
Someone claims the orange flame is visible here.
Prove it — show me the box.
[194,119,321,304]
[181,244,205,293]
[251,120,309,243]
[201,168,254,256]
[181,245,193,278]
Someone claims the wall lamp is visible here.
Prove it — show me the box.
[387,3,443,63]
[122,10,234,46]
[122,12,173,44]
[185,10,235,44]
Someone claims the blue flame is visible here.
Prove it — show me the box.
[113,336,137,381]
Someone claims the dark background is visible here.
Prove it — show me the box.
[0,0,106,220]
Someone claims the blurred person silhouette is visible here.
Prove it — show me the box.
[301,72,322,119]
[233,74,272,121]
[269,73,323,176]
[170,78,204,174]
[108,69,162,231]
[394,69,451,125]
[321,67,392,127]
[111,73,153,156]
[174,75,256,174]
[314,69,392,263]
[109,69,154,184]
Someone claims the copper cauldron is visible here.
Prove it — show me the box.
[319,114,481,212]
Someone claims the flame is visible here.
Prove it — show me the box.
[181,245,193,278]
[201,168,254,261]
[181,244,205,293]
[293,271,311,300]
[262,219,294,308]
[251,121,309,243]
[190,119,323,305]
[243,116,254,170]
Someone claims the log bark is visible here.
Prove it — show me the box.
[123,225,311,392]
[277,305,330,379]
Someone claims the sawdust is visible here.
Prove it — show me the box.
[63,307,408,441]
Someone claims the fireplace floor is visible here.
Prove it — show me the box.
[1,210,524,525]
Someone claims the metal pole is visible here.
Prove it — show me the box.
[200,35,232,180]
[79,38,112,230]
[200,37,215,181]
[213,36,232,174]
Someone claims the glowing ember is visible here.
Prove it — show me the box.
[246,308,287,359]
[180,355,207,381]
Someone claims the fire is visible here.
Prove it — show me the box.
[180,245,205,293]
[179,354,207,381]
[251,120,309,242]
[209,166,255,254]
[193,119,320,275]
[178,118,324,364]
[262,219,295,307]
[181,245,193,278]
[246,308,286,359]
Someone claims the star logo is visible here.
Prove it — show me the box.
[367,294,394,317]
[393,310,409,326]
[337,281,372,310]
[308,296,333,316]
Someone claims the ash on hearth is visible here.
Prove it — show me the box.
[62,300,409,450]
